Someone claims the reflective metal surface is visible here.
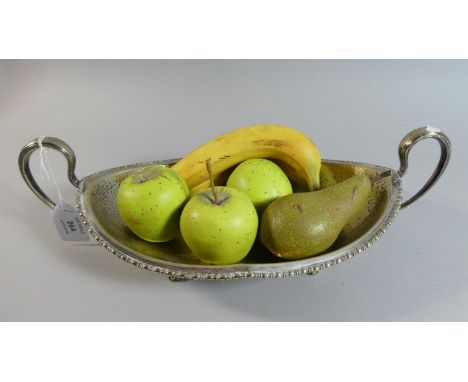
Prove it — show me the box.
[398,126,451,209]
[18,127,451,280]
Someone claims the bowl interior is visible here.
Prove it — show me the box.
[79,160,398,268]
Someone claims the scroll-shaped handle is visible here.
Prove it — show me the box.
[18,137,80,209]
[398,126,451,209]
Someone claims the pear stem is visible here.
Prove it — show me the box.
[205,159,220,205]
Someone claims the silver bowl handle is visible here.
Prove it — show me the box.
[18,137,80,209]
[18,129,451,210]
[398,126,451,209]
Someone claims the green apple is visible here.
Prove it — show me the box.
[226,158,293,212]
[180,186,258,264]
[117,165,190,242]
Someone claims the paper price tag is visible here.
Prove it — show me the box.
[50,203,89,242]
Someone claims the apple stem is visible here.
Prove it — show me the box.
[205,159,220,205]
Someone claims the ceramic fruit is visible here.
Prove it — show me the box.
[226,158,293,212]
[179,161,258,264]
[117,165,190,242]
[260,174,372,259]
[171,124,321,193]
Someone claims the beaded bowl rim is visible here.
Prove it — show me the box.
[77,158,403,281]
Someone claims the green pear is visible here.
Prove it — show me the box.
[260,174,372,260]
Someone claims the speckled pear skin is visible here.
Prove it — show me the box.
[260,174,372,260]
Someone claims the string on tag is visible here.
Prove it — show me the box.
[38,136,64,208]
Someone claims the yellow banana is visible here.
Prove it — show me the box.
[171,124,321,192]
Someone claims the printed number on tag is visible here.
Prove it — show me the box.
[50,203,89,242]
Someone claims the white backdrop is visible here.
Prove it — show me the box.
[1,60,466,321]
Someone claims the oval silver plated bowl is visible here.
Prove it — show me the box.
[19,127,451,281]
